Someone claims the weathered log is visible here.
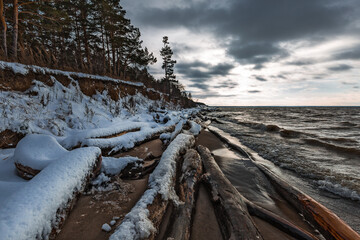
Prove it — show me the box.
[245,199,318,240]
[167,149,203,240]
[207,125,360,240]
[197,145,263,240]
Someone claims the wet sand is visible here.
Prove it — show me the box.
[190,184,223,240]
[56,176,149,240]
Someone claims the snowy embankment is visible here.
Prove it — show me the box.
[110,133,195,240]
[0,135,101,240]
[0,60,143,87]
[0,61,202,239]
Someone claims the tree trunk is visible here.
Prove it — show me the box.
[12,0,18,60]
[0,0,7,59]
[166,149,202,240]
[74,17,84,70]
[80,9,91,72]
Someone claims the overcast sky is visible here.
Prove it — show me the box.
[122,0,360,106]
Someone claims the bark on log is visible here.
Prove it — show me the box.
[167,149,203,240]
[197,145,263,240]
[245,200,318,240]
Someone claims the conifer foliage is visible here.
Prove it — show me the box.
[0,0,155,78]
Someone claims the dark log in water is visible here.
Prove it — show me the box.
[166,149,203,240]
[245,200,318,240]
[197,145,263,240]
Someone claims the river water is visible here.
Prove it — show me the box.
[206,106,360,233]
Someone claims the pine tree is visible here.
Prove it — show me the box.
[160,36,178,98]
[160,36,176,83]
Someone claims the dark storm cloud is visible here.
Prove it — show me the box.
[216,79,239,89]
[226,41,289,65]
[189,83,210,90]
[342,81,357,85]
[133,0,355,66]
[253,64,264,70]
[248,90,261,93]
[176,61,236,80]
[333,45,360,60]
[191,92,237,99]
[287,59,316,66]
[328,64,353,72]
[253,75,267,82]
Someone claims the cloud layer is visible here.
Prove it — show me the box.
[123,0,360,105]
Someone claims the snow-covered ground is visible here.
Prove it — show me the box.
[0,62,201,239]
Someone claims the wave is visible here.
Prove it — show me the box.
[340,121,358,127]
[319,137,358,145]
[316,180,360,201]
[303,138,360,156]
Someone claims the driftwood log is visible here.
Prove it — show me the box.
[166,149,203,240]
[244,199,318,240]
[197,145,263,240]
[143,138,194,240]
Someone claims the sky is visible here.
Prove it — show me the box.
[122,0,360,106]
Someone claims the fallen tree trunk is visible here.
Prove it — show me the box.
[197,145,263,240]
[166,149,203,240]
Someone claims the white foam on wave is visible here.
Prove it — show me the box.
[316,179,360,201]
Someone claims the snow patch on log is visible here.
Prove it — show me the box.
[0,146,101,240]
[82,125,173,154]
[13,134,68,171]
[101,156,143,175]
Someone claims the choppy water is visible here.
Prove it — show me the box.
[207,106,360,232]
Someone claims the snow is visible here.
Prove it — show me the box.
[101,156,143,175]
[60,122,144,149]
[102,223,112,232]
[83,125,173,154]
[110,133,195,240]
[110,220,117,226]
[13,134,68,170]
[170,120,184,141]
[0,61,29,75]
[189,121,201,136]
[0,146,101,240]
[91,172,111,186]
[0,60,143,87]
